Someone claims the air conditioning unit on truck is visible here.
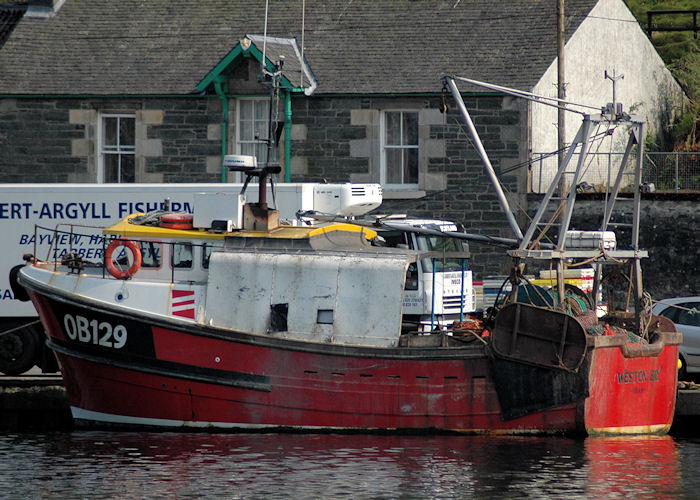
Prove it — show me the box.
[2,182,474,375]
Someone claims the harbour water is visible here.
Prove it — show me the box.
[1,431,697,499]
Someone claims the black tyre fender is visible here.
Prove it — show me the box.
[9,265,30,302]
[0,325,40,375]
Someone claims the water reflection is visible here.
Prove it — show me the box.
[0,432,690,499]
[584,435,681,499]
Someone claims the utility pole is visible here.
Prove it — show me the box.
[557,0,566,197]
[556,0,567,307]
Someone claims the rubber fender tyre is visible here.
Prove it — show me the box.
[0,325,39,375]
[9,265,30,302]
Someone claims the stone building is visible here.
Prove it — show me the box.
[0,0,692,286]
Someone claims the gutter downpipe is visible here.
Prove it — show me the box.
[214,78,229,183]
[284,90,292,182]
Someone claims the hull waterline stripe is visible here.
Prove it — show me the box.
[71,407,281,429]
[69,407,552,434]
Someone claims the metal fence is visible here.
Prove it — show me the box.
[529,151,700,194]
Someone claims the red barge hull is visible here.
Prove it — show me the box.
[29,291,680,435]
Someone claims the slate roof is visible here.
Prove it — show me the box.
[0,0,600,95]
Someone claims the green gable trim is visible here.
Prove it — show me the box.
[196,38,299,94]
[196,44,244,93]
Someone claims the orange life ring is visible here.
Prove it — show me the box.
[159,212,194,230]
[105,238,142,279]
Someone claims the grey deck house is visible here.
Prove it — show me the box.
[0,0,687,277]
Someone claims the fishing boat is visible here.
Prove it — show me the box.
[13,76,680,435]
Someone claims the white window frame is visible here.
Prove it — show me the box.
[380,110,419,189]
[235,97,278,162]
[97,113,135,183]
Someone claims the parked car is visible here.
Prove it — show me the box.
[653,297,700,380]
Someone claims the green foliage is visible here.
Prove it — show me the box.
[624,1,700,150]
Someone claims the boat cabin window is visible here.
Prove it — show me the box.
[317,309,334,325]
[373,230,409,248]
[202,244,212,269]
[171,242,193,269]
[201,243,224,270]
[138,240,162,268]
[405,262,419,290]
[371,230,418,290]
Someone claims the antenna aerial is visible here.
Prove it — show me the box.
[604,70,624,120]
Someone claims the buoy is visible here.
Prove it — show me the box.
[105,239,142,279]
[160,212,194,230]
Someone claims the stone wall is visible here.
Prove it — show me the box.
[0,98,83,182]
[289,94,529,279]
[0,97,223,183]
[568,195,699,300]
[521,194,699,301]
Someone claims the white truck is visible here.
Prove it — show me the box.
[1,183,474,374]
[368,217,474,333]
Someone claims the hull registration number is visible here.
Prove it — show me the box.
[63,313,127,349]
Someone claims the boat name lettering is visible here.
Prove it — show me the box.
[615,367,661,384]
[63,313,127,349]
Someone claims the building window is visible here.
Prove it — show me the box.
[381,111,418,187]
[237,99,278,167]
[99,114,135,183]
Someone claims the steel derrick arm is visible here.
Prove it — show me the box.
[443,76,524,242]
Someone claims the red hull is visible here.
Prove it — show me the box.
[30,292,679,434]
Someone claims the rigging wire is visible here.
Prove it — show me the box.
[500,127,617,175]
[452,76,600,114]
[446,107,620,250]
[262,0,269,77]
[301,0,306,88]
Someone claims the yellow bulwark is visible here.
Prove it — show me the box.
[104,214,377,242]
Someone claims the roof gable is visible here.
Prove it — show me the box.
[196,35,317,96]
